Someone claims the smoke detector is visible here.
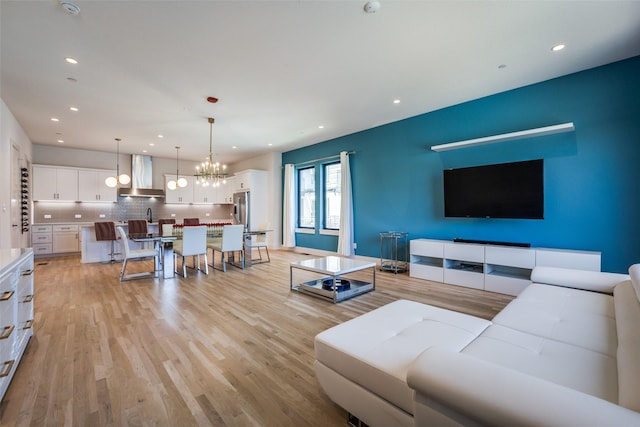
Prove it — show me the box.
[363,1,381,13]
[60,1,80,16]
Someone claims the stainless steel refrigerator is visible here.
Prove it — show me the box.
[233,191,250,231]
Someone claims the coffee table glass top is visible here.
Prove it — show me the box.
[291,256,376,275]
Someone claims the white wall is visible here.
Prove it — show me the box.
[1,98,32,249]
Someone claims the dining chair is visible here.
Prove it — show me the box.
[127,219,150,248]
[183,218,200,225]
[208,224,245,272]
[174,225,208,277]
[94,221,120,263]
[116,226,160,281]
[246,222,270,264]
[158,218,176,231]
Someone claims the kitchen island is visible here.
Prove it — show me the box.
[80,222,158,263]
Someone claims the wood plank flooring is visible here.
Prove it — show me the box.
[0,251,513,426]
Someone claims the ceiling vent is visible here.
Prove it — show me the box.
[60,1,80,16]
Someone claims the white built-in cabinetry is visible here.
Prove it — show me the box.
[33,165,79,201]
[33,165,116,202]
[410,239,601,296]
[31,224,79,256]
[0,248,34,402]
[164,175,194,204]
[77,169,117,202]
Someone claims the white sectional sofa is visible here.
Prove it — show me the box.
[314,264,640,426]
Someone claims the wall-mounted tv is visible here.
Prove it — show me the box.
[443,159,544,219]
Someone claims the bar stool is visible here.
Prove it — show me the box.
[158,218,176,231]
[94,221,120,263]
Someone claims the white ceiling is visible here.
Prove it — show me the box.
[2,1,640,164]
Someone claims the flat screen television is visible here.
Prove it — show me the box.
[443,159,544,219]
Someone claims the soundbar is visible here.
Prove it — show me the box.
[453,238,531,248]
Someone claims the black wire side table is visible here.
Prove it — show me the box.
[379,231,408,273]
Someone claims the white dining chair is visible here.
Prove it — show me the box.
[174,225,208,277]
[116,226,160,281]
[208,224,245,272]
[246,222,270,264]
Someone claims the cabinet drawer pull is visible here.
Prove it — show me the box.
[23,320,33,330]
[0,325,15,340]
[0,360,15,378]
[21,269,34,276]
[23,295,34,303]
[0,291,14,301]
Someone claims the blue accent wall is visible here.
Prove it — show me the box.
[282,56,640,273]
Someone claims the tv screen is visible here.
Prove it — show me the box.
[443,159,544,219]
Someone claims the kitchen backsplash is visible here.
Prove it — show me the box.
[33,197,234,224]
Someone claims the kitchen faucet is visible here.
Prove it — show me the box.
[146,207,152,223]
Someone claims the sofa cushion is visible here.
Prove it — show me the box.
[462,324,618,403]
[531,266,629,294]
[628,264,640,302]
[614,280,640,412]
[314,300,491,415]
[492,283,616,356]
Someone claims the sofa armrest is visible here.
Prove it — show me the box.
[407,347,640,427]
[530,266,629,294]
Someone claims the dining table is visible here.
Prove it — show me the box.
[128,229,272,279]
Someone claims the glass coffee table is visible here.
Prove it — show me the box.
[290,256,376,303]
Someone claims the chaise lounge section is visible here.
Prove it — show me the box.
[314,264,640,426]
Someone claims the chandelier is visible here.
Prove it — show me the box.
[105,138,131,188]
[194,117,227,187]
[167,146,188,190]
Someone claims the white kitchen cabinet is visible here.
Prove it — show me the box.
[220,176,236,203]
[31,225,52,256]
[78,169,117,202]
[52,224,79,253]
[192,181,218,204]
[235,169,264,191]
[164,175,193,204]
[0,248,34,402]
[33,165,78,201]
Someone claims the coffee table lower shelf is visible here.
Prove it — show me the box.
[294,277,374,302]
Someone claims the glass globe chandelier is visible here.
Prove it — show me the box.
[105,138,131,188]
[194,117,227,187]
[167,146,188,190]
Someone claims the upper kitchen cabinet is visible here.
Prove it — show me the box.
[78,169,117,202]
[33,165,78,201]
[235,169,266,192]
[164,175,193,204]
[192,181,218,204]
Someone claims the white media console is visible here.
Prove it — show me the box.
[409,239,601,296]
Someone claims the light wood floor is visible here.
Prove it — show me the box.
[0,250,512,426]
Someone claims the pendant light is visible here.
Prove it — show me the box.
[105,138,131,188]
[167,146,188,190]
[194,117,227,187]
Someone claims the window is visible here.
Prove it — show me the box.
[298,167,315,228]
[324,162,341,230]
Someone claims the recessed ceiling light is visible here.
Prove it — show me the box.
[64,57,78,64]
[60,2,81,16]
[57,139,64,143]
[51,117,59,122]
[552,44,565,52]
[142,150,148,153]
[157,134,163,138]
[268,143,273,146]
[393,99,401,104]
[318,125,324,129]
[149,143,155,147]
[232,146,237,149]
[69,106,78,112]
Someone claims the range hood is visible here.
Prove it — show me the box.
[118,188,165,198]
[117,154,165,198]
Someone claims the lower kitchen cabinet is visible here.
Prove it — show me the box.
[0,248,34,402]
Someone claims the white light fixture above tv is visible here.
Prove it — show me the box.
[430,122,575,152]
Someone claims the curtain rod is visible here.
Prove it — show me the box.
[285,151,356,168]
